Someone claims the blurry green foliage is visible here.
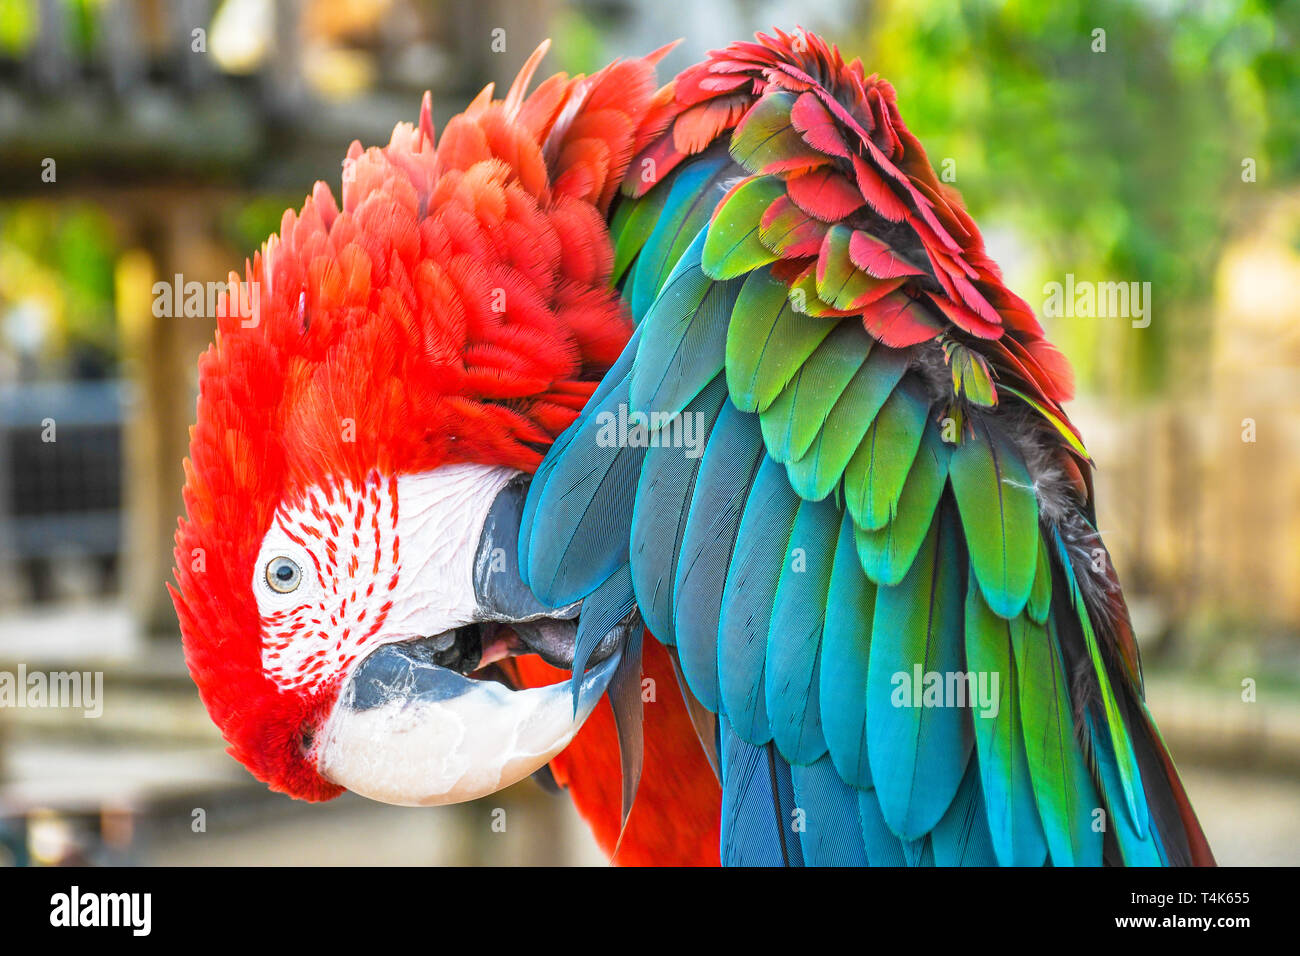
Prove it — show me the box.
[548,4,609,76]
[0,0,100,58]
[0,202,119,362]
[852,0,1300,396]
[222,194,303,259]
[0,0,35,56]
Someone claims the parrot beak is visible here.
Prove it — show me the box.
[312,476,630,806]
[314,634,621,807]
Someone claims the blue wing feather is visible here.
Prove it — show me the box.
[629,376,729,643]
[789,755,869,866]
[819,510,875,788]
[720,716,804,866]
[931,759,1000,866]
[866,498,974,839]
[765,496,839,763]
[856,787,909,866]
[672,404,766,711]
[628,153,733,321]
[717,455,800,744]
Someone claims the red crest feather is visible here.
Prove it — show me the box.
[171,48,663,800]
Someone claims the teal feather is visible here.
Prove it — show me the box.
[1084,709,1162,866]
[718,454,800,744]
[764,495,839,763]
[629,229,744,420]
[819,510,875,788]
[673,403,766,711]
[866,497,973,840]
[518,327,640,590]
[569,564,637,713]
[789,755,869,865]
[856,786,909,866]
[930,762,999,866]
[720,717,804,866]
[628,153,732,321]
[522,372,644,608]
[901,836,936,867]
[964,580,1049,866]
[629,376,729,644]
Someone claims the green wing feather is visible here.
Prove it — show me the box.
[948,415,1039,619]
[609,186,668,286]
[854,420,953,587]
[843,376,930,531]
[785,343,910,501]
[759,322,872,464]
[725,266,835,413]
[964,581,1049,866]
[1053,527,1148,839]
[702,175,785,279]
[1026,536,1053,625]
[1010,602,1104,866]
[729,89,827,174]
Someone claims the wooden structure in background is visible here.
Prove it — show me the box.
[1082,191,1300,654]
[0,0,587,866]
[1,0,556,634]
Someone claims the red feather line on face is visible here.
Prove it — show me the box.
[170,48,663,802]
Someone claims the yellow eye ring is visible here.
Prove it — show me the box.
[266,556,302,594]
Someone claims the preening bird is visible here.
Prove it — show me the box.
[171,29,1214,866]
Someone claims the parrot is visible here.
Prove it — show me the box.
[170,28,1215,867]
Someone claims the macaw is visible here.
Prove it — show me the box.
[170,29,1214,867]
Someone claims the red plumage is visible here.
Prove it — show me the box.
[171,53,659,806]
[503,639,721,866]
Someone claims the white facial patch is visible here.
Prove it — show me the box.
[255,463,519,691]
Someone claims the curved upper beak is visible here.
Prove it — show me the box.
[311,476,628,806]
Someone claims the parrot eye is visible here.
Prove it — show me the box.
[266,556,302,593]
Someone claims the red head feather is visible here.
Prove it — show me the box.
[170,49,668,801]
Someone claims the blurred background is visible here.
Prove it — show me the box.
[0,0,1297,866]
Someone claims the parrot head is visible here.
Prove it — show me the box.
[170,48,663,805]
